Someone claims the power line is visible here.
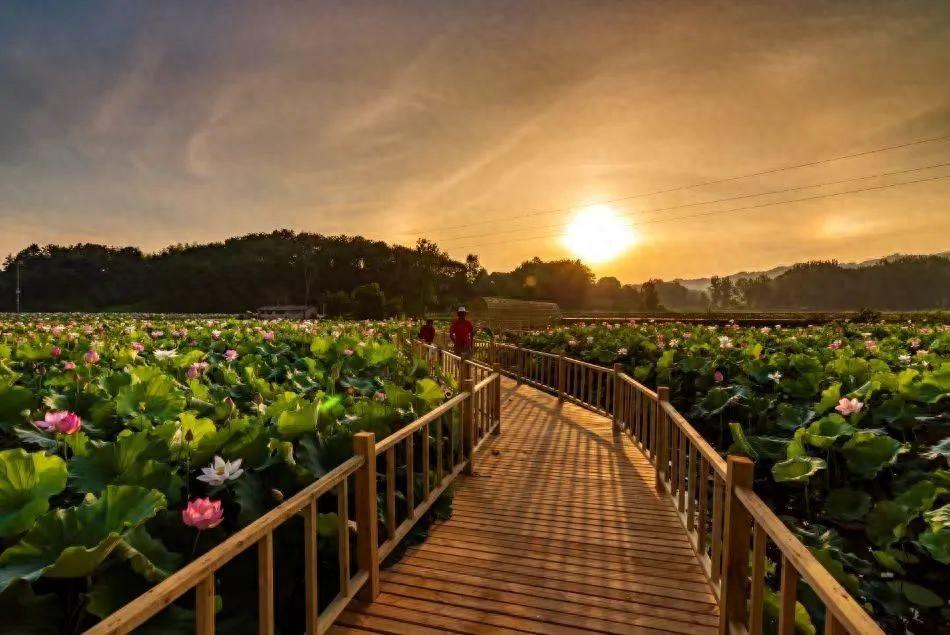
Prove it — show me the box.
[433,162,950,246]
[401,132,950,236]
[437,172,950,252]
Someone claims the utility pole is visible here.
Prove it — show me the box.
[15,261,21,316]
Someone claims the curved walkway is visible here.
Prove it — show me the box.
[332,378,718,635]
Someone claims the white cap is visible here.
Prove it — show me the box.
[458,306,467,313]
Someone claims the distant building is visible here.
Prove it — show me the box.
[257,305,320,320]
[466,297,560,332]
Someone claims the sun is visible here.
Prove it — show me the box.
[563,204,636,263]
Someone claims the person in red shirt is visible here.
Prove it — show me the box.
[449,307,474,356]
[417,319,436,344]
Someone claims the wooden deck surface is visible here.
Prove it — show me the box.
[331,378,719,635]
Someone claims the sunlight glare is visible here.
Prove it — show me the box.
[563,204,636,263]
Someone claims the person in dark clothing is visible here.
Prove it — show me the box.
[417,319,436,344]
[449,307,474,355]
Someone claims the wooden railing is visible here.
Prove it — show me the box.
[87,344,502,635]
[468,338,882,635]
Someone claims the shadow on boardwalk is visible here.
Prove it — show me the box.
[332,378,719,634]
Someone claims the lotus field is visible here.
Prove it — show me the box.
[0,316,450,633]
[509,320,950,631]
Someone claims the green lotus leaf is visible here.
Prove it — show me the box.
[786,428,808,459]
[872,549,905,575]
[840,431,903,478]
[116,374,186,422]
[381,381,412,410]
[0,579,64,634]
[153,413,218,464]
[917,529,950,564]
[815,383,841,414]
[0,485,167,592]
[415,378,444,408]
[763,587,815,635]
[896,581,943,608]
[69,432,182,504]
[85,564,195,632]
[776,402,809,431]
[113,525,181,581]
[808,546,859,594]
[824,488,871,522]
[897,366,949,404]
[0,449,68,538]
[866,500,915,547]
[772,456,825,483]
[276,401,317,439]
[728,422,758,460]
[0,385,33,429]
[362,341,396,366]
[923,504,950,533]
[894,481,942,515]
[805,414,854,449]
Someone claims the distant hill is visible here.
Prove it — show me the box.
[671,251,950,292]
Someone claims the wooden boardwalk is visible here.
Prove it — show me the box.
[332,378,719,635]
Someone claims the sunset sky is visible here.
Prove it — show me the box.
[1,1,948,282]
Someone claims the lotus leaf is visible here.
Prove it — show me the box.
[0,485,166,592]
[805,414,854,449]
[773,456,825,483]
[840,431,903,478]
[823,489,871,522]
[0,449,68,537]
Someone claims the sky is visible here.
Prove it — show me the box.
[1,0,949,283]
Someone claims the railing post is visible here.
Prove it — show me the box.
[516,347,524,384]
[491,364,502,434]
[557,355,566,402]
[353,432,379,601]
[196,573,215,635]
[612,363,622,431]
[655,386,669,493]
[719,456,755,635]
[462,378,476,474]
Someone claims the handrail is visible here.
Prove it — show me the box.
[87,455,364,634]
[86,342,504,635]
[374,392,468,453]
[480,337,882,635]
[733,485,882,635]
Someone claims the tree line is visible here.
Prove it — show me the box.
[706,256,950,311]
[0,231,946,315]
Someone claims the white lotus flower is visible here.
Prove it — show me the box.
[154,349,178,360]
[197,456,244,486]
[768,371,782,383]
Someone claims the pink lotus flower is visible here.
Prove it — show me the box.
[186,364,201,380]
[714,370,724,383]
[835,397,863,416]
[864,339,877,350]
[211,330,221,340]
[224,349,238,362]
[827,340,842,350]
[181,498,224,530]
[50,346,62,358]
[84,350,100,365]
[34,411,82,434]
[374,391,387,402]
[63,361,76,371]
[263,331,275,342]
[131,342,144,352]
[343,348,354,356]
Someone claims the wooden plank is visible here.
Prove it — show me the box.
[257,533,274,635]
[749,523,767,635]
[196,574,215,635]
[405,433,414,517]
[385,447,396,540]
[337,480,351,598]
[778,556,800,635]
[303,500,318,635]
